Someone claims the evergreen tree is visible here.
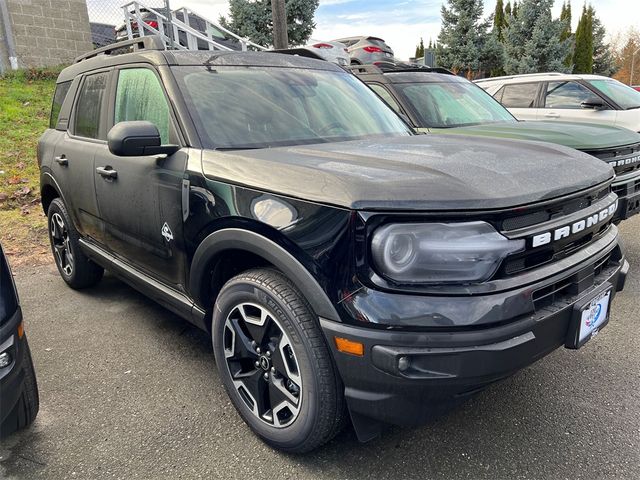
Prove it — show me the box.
[559,1,572,68]
[493,0,506,41]
[590,7,616,76]
[512,0,519,16]
[220,0,319,47]
[505,1,512,16]
[436,0,491,75]
[428,38,433,49]
[503,0,572,74]
[573,4,593,73]
[415,37,425,58]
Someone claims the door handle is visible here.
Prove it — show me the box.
[96,166,118,180]
[544,112,559,118]
[54,155,68,166]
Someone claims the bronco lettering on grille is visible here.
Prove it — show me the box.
[531,200,618,248]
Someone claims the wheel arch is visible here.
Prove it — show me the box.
[40,172,63,214]
[189,228,341,324]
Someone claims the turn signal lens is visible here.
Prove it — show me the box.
[17,321,24,339]
[334,337,364,356]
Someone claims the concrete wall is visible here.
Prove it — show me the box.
[1,0,93,70]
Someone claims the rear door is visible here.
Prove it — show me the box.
[541,80,618,126]
[494,82,541,121]
[52,70,111,242]
[93,65,188,286]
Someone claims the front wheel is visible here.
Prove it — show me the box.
[212,269,346,453]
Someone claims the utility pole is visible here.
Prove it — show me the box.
[271,0,288,49]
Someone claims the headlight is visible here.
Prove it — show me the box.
[371,222,525,284]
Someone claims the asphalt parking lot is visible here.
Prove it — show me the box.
[1,219,639,480]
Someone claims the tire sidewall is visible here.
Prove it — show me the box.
[48,199,77,282]
[212,280,323,449]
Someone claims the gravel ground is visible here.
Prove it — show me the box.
[1,218,639,480]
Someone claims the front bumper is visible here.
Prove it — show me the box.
[0,307,28,426]
[613,170,640,221]
[321,247,628,431]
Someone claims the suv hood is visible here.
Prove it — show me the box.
[201,135,613,211]
[424,121,640,151]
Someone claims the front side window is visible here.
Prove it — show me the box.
[74,72,109,139]
[174,66,411,150]
[498,83,539,108]
[114,68,171,144]
[588,79,640,110]
[544,81,597,109]
[368,84,402,113]
[396,81,516,128]
[50,81,71,129]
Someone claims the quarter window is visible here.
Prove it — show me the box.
[50,81,71,129]
[74,72,109,139]
[498,83,539,108]
[114,68,171,144]
[544,81,599,109]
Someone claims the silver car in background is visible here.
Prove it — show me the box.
[303,40,350,67]
[333,36,394,65]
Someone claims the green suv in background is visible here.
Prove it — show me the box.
[352,65,640,221]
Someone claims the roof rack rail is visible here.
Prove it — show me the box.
[475,72,564,82]
[74,35,166,63]
[347,64,383,74]
[271,48,325,61]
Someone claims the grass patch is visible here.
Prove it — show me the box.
[0,67,61,266]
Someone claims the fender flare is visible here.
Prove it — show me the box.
[189,228,341,322]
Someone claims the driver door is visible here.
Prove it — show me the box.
[93,65,188,287]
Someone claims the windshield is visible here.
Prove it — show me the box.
[588,79,640,110]
[396,81,516,128]
[174,66,411,149]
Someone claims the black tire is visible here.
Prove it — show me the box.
[48,198,103,289]
[0,336,39,438]
[212,269,347,453]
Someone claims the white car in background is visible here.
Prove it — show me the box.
[303,40,350,67]
[475,73,640,133]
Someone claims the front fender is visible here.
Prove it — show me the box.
[189,228,341,322]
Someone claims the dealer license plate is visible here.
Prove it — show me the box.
[566,286,612,349]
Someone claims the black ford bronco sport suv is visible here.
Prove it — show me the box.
[39,37,629,453]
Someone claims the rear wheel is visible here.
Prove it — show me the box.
[212,269,346,453]
[47,198,103,289]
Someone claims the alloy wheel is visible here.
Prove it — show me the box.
[223,302,303,428]
[50,212,73,276]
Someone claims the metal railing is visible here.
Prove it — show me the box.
[120,1,266,52]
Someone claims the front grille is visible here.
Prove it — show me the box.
[500,186,609,232]
[532,249,618,311]
[497,190,618,277]
[613,178,640,197]
[583,143,640,176]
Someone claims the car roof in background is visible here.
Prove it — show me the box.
[475,72,613,84]
[350,64,459,84]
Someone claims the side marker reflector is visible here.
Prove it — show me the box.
[334,337,364,356]
[17,321,24,339]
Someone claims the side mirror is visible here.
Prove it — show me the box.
[107,121,180,157]
[580,96,607,110]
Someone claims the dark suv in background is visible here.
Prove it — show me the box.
[351,64,640,222]
[38,37,628,453]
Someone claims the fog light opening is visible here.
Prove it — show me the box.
[397,356,411,372]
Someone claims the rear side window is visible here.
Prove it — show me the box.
[114,68,170,144]
[74,72,109,139]
[498,83,539,108]
[544,81,597,109]
[50,81,71,129]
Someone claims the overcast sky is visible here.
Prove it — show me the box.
[88,0,639,60]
